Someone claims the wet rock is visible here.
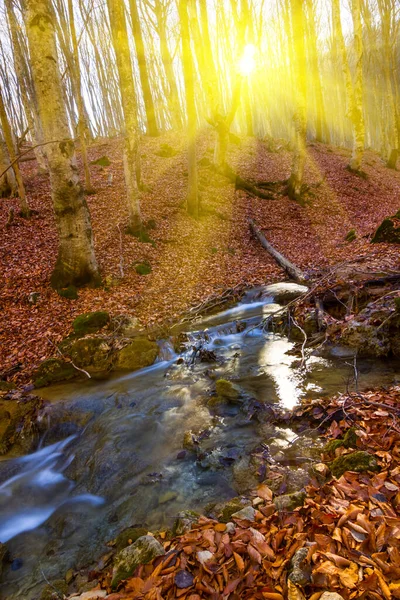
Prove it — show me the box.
[114,316,141,337]
[214,497,251,523]
[273,491,306,511]
[174,570,194,589]
[182,430,197,450]
[0,381,16,392]
[331,451,379,478]
[340,319,390,357]
[40,579,68,600]
[0,397,40,454]
[0,543,9,578]
[112,535,165,588]
[115,338,158,371]
[158,491,177,505]
[114,527,148,552]
[232,456,259,492]
[33,358,77,388]
[261,283,308,304]
[231,506,256,521]
[319,594,345,600]
[72,311,110,336]
[288,548,311,586]
[173,510,199,536]
[65,336,112,374]
[215,379,242,403]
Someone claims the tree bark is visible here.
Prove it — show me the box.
[0,137,17,198]
[107,0,142,232]
[24,0,100,289]
[0,84,31,216]
[128,0,158,136]
[287,0,307,202]
[178,0,198,217]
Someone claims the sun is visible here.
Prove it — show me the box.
[238,44,257,76]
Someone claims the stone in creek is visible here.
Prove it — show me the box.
[112,535,165,588]
[174,569,194,589]
[260,282,308,304]
[231,506,256,521]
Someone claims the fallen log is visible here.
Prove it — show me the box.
[249,218,308,284]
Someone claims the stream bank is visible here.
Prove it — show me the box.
[0,280,398,600]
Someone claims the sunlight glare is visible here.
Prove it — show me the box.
[238,44,257,76]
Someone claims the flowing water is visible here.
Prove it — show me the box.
[0,284,399,599]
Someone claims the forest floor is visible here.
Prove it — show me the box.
[1,130,400,383]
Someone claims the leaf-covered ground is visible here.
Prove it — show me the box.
[67,387,400,600]
[1,131,400,383]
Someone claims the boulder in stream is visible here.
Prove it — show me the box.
[215,379,243,404]
[260,282,308,303]
[33,357,77,388]
[112,535,165,588]
[115,338,159,370]
[64,336,112,374]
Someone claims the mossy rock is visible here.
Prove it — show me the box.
[371,213,400,244]
[215,379,242,403]
[112,535,165,589]
[345,229,357,242]
[91,155,111,166]
[0,381,16,392]
[331,451,379,478]
[155,144,177,158]
[173,510,199,536]
[324,427,358,453]
[116,338,158,371]
[65,336,112,372]
[58,285,78,300]
[134,261,152,275]
[217,497,251,523]
[40,579,68,600]
[33,358,77,388]
[0,397,40,455]
[273,491,306,511]
[114,527,148,552]
[72,311,110,335]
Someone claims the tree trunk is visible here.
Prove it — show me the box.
[249,219,307,284]
[0,137,17,198]
[24,0,99,289]
[128,0,158,136]
[0,84,31,216]
[287,0,307,202]
[349,0,365,171]
[107,0,142,232]
[67,0,95,193]
[178,0,198,217]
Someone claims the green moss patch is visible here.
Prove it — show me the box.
[72,311,110,335]
[134,262,152,276]
[33,358,77,388]
[91,155,111,166]
[331,451,379,478]
[324,427,358,453]
[116,338,158,371]
[58,285,78,300]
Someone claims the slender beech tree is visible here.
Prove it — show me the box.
[0,85,31,216]
[106,0,142,233]
[24,0,99,289]
[67,0,95,193]
[0,137,17,198]
[349,0,365,171]
[178,0,198,217]
[287,0,307,201]
[128,0,158,136]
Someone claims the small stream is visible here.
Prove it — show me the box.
[0,283,399,599]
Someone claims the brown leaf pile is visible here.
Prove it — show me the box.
[82,387,400,600]
[1,131,400,383]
